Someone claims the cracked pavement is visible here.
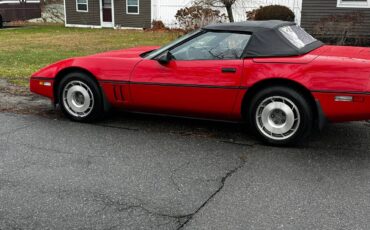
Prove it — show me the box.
[0,110,369,230]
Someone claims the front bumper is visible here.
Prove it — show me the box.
[30,77,55,101]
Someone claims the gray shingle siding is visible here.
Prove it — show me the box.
[114,0,151,28]
[0,3,40,22]
[301,0,370,37]
[64,0,151,28]
[65,0,101,26]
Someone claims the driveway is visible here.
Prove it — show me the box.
[0,110,369,230]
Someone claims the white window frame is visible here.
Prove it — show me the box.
[76,0,88,12]
[126,0,139,15]
[337,0,370,8]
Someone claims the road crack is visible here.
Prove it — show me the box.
[177,158,247,229]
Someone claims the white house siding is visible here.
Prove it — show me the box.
[152,0,302,28]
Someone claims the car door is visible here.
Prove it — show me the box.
[129,31,251,119]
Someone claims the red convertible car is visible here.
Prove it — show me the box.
[30,21,370,145]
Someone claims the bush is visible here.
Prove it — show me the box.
[246,8,259,21]
[175,3,228,32]
[248,5,295,22]
[151,20,167,31]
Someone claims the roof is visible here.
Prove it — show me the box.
[203,20,295,33]
[203,20,323,58]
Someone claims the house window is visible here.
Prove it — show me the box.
[337,0,370,8]
[127,0,139,14]
[77,0,88,12]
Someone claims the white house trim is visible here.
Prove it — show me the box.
[337,0,370,8]
[76,0,89,12]
[126,0,140,15]
[100,0,113,27]
[114,26,143,30]
[64,0,67,26]
[111,0,115,27]
[65,23,102,28]
[0,0,40,3]
[99,0,103,26]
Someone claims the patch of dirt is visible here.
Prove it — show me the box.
[0,79,60,117]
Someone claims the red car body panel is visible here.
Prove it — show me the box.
[313,92,370,122]
[129,59,244,119]
[30,45,370,123]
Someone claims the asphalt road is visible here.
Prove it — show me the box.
[0,111,369,230]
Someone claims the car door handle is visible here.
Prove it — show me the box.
[221,68,237,73]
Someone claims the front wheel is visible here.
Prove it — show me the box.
[58,72,104,122]
[247,86,313,146]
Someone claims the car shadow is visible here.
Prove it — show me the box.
[97,109,258,145]
[95,109,370,150]
[33,106,370,150]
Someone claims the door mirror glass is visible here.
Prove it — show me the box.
[157,51,173,65]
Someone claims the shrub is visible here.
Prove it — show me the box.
[175,3,228,32]
[249,5,295,22]
[151,20,167,31]
[246,8,259,21]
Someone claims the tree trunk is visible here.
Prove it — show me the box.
[226,5,234,22]
[40,0,45,11]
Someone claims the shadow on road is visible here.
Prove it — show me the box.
[43,106,370,151]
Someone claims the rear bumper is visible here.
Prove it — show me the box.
[30,77,55,101]
[313,91,370,122]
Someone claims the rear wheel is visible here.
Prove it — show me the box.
[247,86,313,146]
[58,72,104,122]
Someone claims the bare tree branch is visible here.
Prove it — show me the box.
[195,0,237,22]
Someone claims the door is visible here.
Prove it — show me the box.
[130,31,251,119]
[101,0,113,27]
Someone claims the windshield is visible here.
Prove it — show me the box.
[279,25,317,49]
[144,30,202,59]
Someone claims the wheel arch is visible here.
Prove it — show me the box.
[53,67,111,111]
[241,78,319,125]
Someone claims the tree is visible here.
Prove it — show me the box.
[40,0,45,11]
[196,0,237,22]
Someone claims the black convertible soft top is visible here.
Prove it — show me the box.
[203,20,323,57]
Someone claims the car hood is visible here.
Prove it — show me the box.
[89,46,160,58]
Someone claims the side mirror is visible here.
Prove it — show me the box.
[157,51,173,65]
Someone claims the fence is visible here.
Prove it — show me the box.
[152,0,302,28]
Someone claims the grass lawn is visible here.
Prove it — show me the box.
[0,24,181,86]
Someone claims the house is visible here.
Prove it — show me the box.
[62,0,370,40]
[0,0,41,27]
[64,0,151,28]
[63,0,303,29]
[300,0,370,39]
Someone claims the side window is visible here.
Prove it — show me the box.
[279,25,317,49]
[170,32,251,60]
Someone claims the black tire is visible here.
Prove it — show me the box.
[247,86,313,146]
[58,72,104,122]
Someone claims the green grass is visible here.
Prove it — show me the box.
[0,24,181,86]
